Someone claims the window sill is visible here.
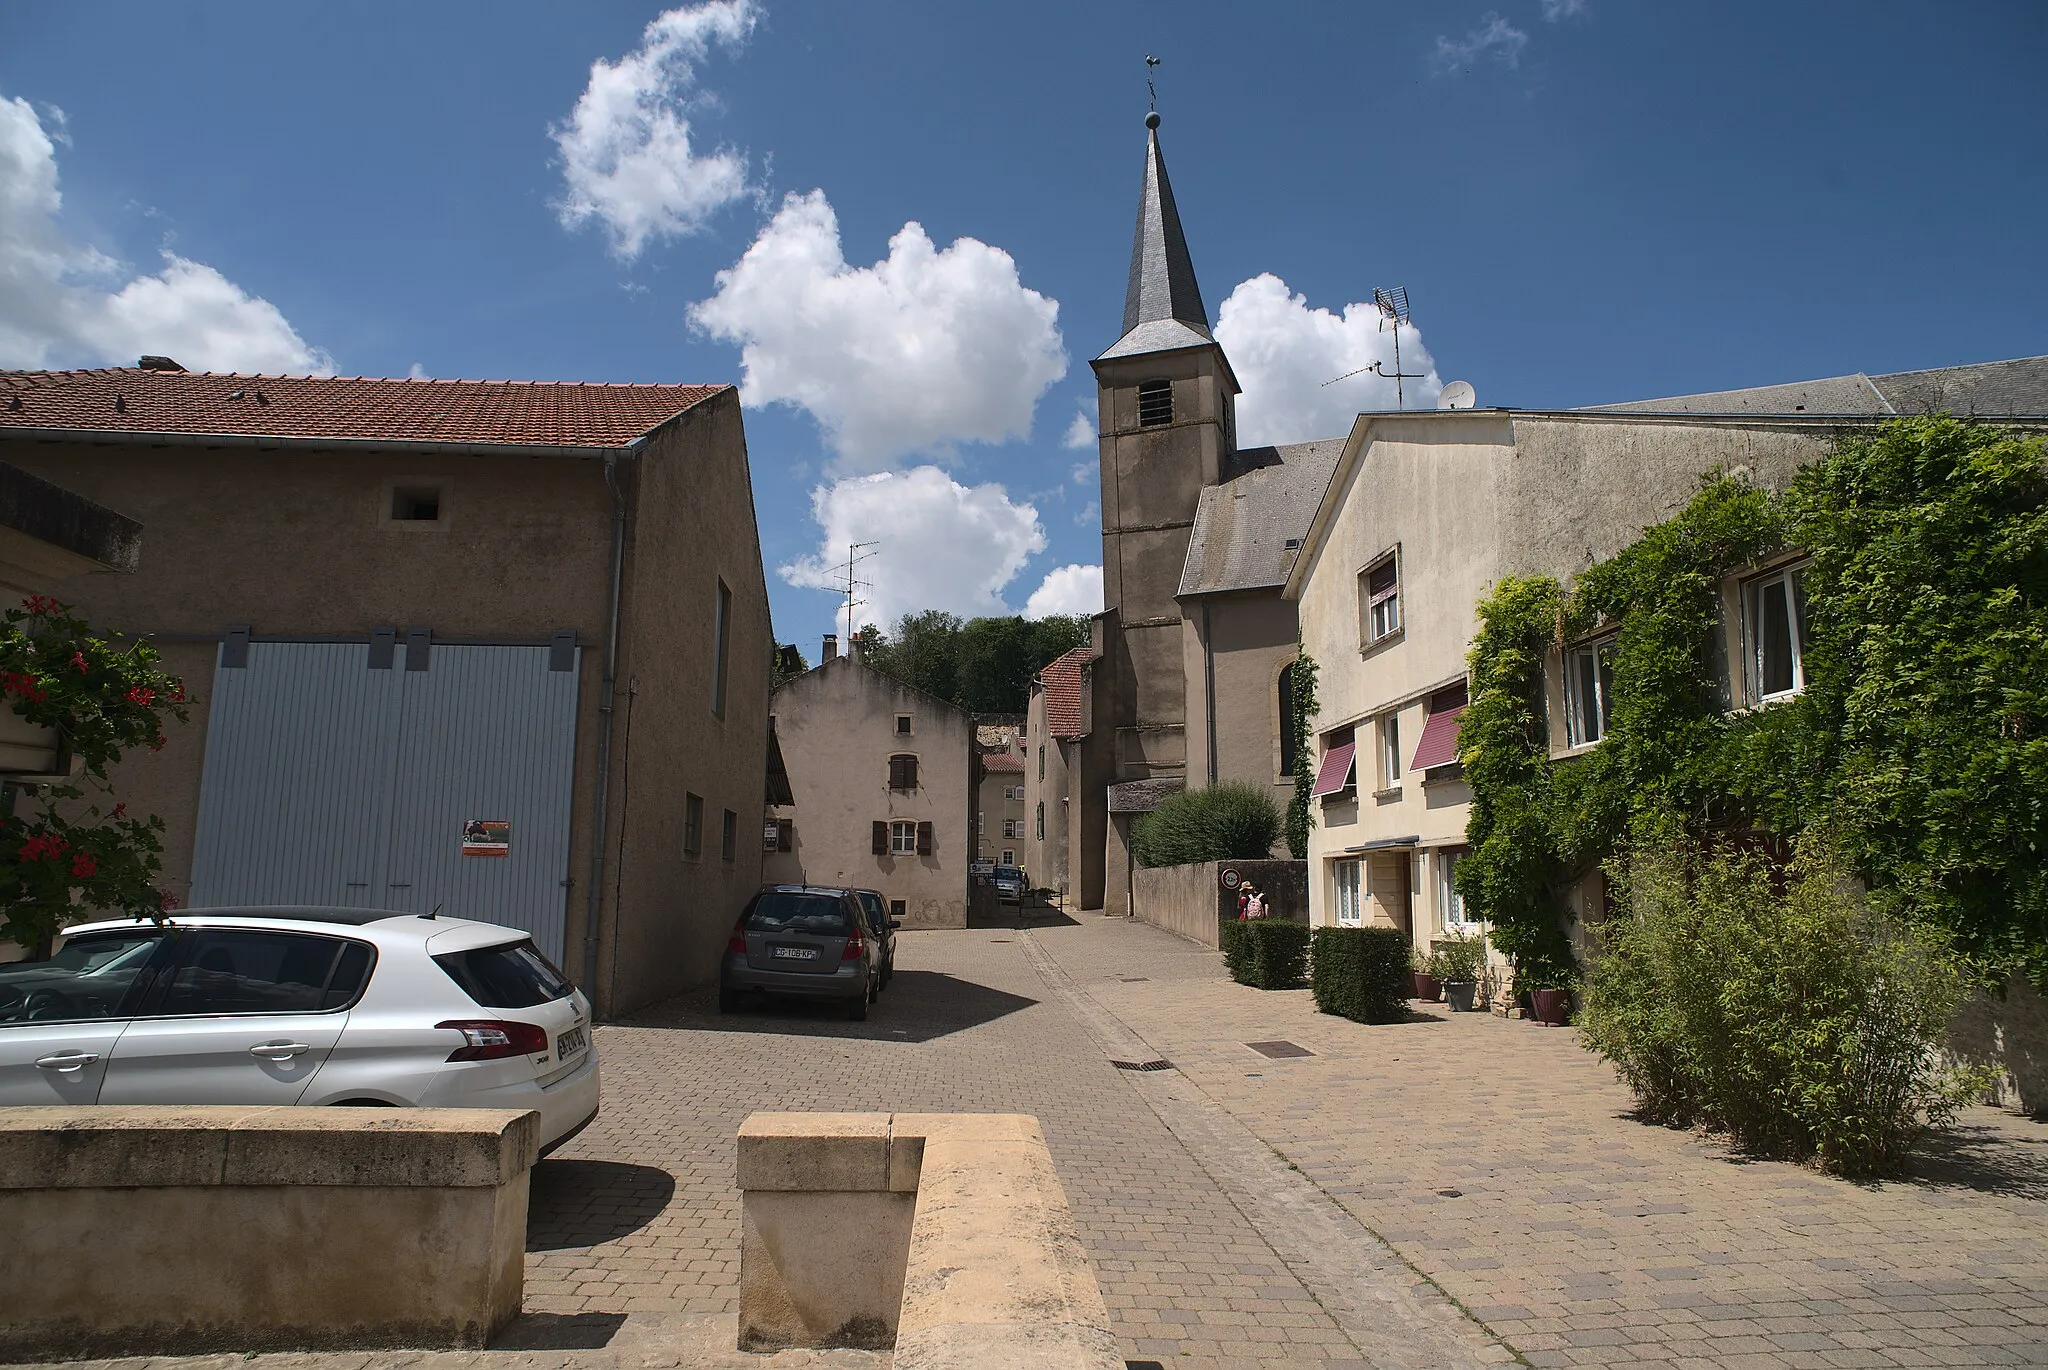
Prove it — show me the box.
[1358,627,1406,659]
[1551,740,1602,761]
[1726,687,1804,718]
[1371,786,1403,804]
[1420,766,1466,786]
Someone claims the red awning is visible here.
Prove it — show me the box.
[1310,742,1357,797]
[1410,704,1468,772]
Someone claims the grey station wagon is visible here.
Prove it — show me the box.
[719,886,879,1020]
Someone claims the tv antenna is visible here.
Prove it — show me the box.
[1321,285,1426,409]
[840,540,879,640]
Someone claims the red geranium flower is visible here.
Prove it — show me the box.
[71,853,97,879]
[17,833,67,862]
[126,686,156,707]
[70,651,89,674]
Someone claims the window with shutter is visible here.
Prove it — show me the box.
[888,753,918,790]
[872,820,888,854]
[1359,553,1402,645]
[777,819,794,852]
[916,821,933,856]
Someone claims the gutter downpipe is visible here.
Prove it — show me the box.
[583,449,631,1005]
[1202,601,1218,787]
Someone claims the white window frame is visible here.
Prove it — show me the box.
[1360,552,1401,646]
[1377,711,1401,791]
[1001,849,1016,866]
[1333,859,1363,927]
[1436,848,1476,933]
[890,821,917,855]
[1742,563,1809,705]
[1564,636,1616,748]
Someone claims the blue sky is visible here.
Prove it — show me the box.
[4,1,2044,650]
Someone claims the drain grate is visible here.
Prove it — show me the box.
[1246,1040,1314,1059]
[1111,1059,1174,1072]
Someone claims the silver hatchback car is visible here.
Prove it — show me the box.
[719,886,877,1020]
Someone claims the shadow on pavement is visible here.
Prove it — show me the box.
[624,969,1037,1044]
[491,1311,629,1350]
[1905,1116,2048,1200]
[526,1159,676,1251]
[969,901,1079,929]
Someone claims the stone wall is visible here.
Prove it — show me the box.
[1950,972,2048,1118]
[1131,858,1307,949]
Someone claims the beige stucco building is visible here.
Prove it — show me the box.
[0,363,775,1017]
[765,638,973,929]
[1023,645,1096,901]
[974,722,1027,869]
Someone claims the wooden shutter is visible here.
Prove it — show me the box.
[776,819,794,852]
[872,820,888,854]
[904,755,918,789]
[916,821,933,856]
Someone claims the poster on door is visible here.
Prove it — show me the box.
[462,820,511,857]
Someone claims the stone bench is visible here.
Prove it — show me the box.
[0,1105,537,1358]
[738,1111,1121,1368]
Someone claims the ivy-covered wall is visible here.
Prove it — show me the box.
[1458,416,2048,989]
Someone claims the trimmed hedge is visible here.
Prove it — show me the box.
[1311,926,1413,1024]
[1220,919,1309,990]
[1133,783,1282,868]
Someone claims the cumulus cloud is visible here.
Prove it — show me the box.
[781,466,1047,635]
[1212,273,1441,448]
[1062,403,1096,450]
[552,0,758,259]
[1434,13,1531,72]
[1024,564,1102,620]
[692,189,1067,469]
[1542,0,1589,19]
[0,95,328,373]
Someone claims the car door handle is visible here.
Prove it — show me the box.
[249,1042,313,1061]
[34,1051,101,1072]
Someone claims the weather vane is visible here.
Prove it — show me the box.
[1146,55,1161,112]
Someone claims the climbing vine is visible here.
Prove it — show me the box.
[1456,417,2048,988]
[1284,647,1319,860]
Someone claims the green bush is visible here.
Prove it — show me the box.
[1580,828,1990,1177]
[1311,927,1411,1023]
[1220,918,1309,990]
[1133,783,1282,868]
[1427,931,1487,984]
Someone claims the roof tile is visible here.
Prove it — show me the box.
[1039,646,1093,740]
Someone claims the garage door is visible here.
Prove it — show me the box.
[187,637,580,961]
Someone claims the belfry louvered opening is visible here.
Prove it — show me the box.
[1137,378,1174,427]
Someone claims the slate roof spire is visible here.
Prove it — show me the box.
[1117,111,1210,345]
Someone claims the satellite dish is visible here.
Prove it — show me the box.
[1438,380,1477,410]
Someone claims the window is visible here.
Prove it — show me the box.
[1377,711,1401,791]
[1278,662,1297,778]
[1333,859,1362,927]
[1564,638,1616,747]
[889,899,906,922]
[1360,553,1401,645]
[711,579,732,719]
[434,940,569,1009]
[0,932,161,1023]
[1036,801,1045,840]
[891,820,917,854]
[888,754,919,790]
[1436,848,1473,932]
[721,809,737,861]
[158,931,371,1016]
[744,891,850,936]
[1137,377,1173,427]
[684,792,704,857]
[895,714,913,736]
[390,486,441,521]
[1311,725,1357,801]
[1742,564,1809,704]
[1001,849,1015,865]
[1038,745,1045,781]
[1001,819,1017,839]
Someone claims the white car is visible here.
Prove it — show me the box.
[0,907,599,1154]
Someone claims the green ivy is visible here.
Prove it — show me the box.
[1457,417,2048,989]
[1284,648,1319,860]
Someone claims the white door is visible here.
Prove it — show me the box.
[0,929,167,1105]
[96,929,364,1106]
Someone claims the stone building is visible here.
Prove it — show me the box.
[974,721,1027,869]
[1022,645,1095,900]
[765,636,973,928]
[0,363,775,1017]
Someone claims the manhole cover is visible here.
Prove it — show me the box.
[1111,1059,1174,1072]
[1246,1040,1314,1059]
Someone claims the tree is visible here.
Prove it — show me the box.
[867,610,961,702]
[1,596,189,956]
[857,611,1089,714]
[771,642,809,688]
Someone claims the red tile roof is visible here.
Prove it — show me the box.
[0,368,728,450]
[1039,646,1093,739]
[981,751,1024,774]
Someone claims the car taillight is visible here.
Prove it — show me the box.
[842,931,865,961]
[436,1019,549,1062]
[728,920,748,955]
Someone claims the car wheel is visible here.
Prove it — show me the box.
[846,991,868,1022]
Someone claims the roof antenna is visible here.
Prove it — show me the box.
[1321,286,1426,409]
[1145,55,1161,114]
[425,902,441,920]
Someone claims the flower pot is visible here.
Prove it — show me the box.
[1443,980,1476,1012]
[1410,972,1440,1002]
[1529,987,1570,1026]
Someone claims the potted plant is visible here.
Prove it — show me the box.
[1513,947,1576,1025]
[1409,944,1440,1002]
[1430,932,1486,1012]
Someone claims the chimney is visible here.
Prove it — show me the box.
[822,633,838,664]
[848,633,864,664]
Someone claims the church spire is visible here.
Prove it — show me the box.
[1120,111,1210,342]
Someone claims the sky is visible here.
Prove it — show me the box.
[4,1,2044,651]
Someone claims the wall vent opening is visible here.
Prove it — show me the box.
[391,487,442,522]
[1137,378,1174,428]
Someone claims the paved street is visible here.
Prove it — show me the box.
[40,913,2048,1370]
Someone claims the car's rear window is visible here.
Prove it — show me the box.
[434,940,574,1009]
[746,893,849,935]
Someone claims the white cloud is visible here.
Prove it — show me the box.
[407,361,429,380]
[0,95,327,373]
[1212,273,1441,448]
[1434,13,1531,71]
[551,0,758,260]
[1069,461,1093,486]
[1542,0,1588,19]
[1024,564,1102,620]
[781,466,1047,636]
[692,189,1067,469]
[1062,403,1096,449]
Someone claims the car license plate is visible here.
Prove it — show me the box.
[555,1026,587,1059]
[772,946,819,960]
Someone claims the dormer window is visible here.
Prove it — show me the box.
[1137,378,1173,428]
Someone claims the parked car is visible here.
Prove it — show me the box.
[993,866,1026,905]
[720,885,878,1020]
[0,907,600,1154]
[850,889,901,989]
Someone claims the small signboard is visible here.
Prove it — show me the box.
[1219,866,1242,891]
[461,820,511,857]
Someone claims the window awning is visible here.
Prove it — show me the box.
[1310,741,1356,798]
[1410,704,1468,772]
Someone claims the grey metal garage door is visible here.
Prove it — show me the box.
[187,639,580,961]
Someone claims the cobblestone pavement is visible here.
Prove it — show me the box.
[34,913,2048,1370]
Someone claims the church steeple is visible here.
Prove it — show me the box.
[1101,112,1219,361]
